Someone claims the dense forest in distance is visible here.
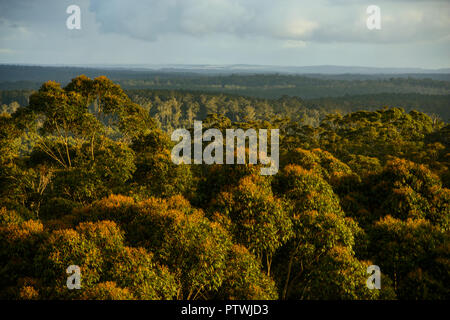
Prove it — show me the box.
[1,65,450,98]
[2,89,450,128]
[1,65,449,124]
[0,69,449,300]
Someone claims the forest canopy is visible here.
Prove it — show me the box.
[0,75,448,300]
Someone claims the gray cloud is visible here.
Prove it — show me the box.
[0,0,448,68]
[88,0,450,43]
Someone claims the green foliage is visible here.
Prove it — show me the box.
[81,282,135,300]
[369,158,449,229]
[131,129,193,198]
[127,196,232,299]
[215,174,292,275]
[215,245,278,300]
[0,208,44,297]
[34,220,178,299]
[303,246,389,300]
[0,76,448,300]
[274,165,343,215]
[39,197,80,220]
[368,216,449,299]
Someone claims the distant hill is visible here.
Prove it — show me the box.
[151,64,450,75]
[0,65,449,107]
[1,64,450,84]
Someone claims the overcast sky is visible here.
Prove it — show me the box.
[0,0,449,68]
